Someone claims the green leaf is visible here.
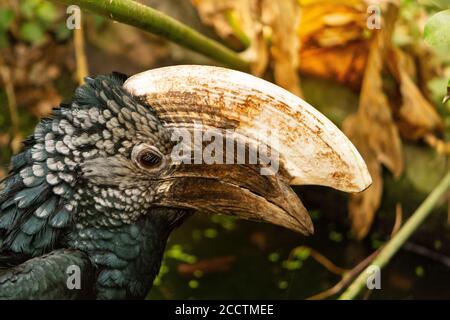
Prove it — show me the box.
[56,22,72,41]
[424,10,450,53]
[93,15,107,29]
[0,8,15,31]
[36,2,57,24]
[0,8,14,48]
[19,21,45,45]
[432,0,450,10]
[20,0,41,20]
[427,76,449,107]
[0,32,9,48]
[405,144,447,194]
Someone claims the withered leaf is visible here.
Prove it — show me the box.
[193,0,268,74]
[193,0,302,95]
[265,0,302,96]
[298,0,371,89]
[343,3,403,239]
[387,48,443,140]
[300,41,369,89]
[344,113,384,239]
[445,85,450,104]
[405,144,447,194]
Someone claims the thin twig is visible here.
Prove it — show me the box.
[447,196,450,225]
[52,0,250,71]
[0,66,18,133]
[307,201,403,300]
[362,288,373,300]
[306,250,380,300]
[290,246,348,276]
[403,242,450,269]
[424,134,450,156]
[339,170,450,300]
[0,60,21,154]
[391,203,403,237]
[74,14,89,84]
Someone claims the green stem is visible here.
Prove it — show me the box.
[339,170,450,300]
[225,10,251,49]
[54,0,250,71]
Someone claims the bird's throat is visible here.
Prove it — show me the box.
[68,208,185,299]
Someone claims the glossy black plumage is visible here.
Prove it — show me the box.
[0,73,188,299]
[0,69,313,300]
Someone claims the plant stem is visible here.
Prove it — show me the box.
[74,15,89,84]
[53,0,250,71]
[0,61,22,153]
[339,170,450,300]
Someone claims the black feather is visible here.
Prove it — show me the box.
[11,150,32,171]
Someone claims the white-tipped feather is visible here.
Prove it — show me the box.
[124,65,371,193]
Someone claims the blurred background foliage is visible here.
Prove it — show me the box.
[0,0,449,299]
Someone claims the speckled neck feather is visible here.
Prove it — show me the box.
[0,73,187,298]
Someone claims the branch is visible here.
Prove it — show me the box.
[53,0,250,71]
[73,14,89,84]
[339,170,450,300]
[307,201,401,300]
[307,249,380,300]
[0,59,21,154]
[290,246,348,276]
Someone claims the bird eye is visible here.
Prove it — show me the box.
[138,150,161,167]
[132,145,165,171]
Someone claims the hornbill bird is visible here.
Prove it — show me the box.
[0,65,371,299]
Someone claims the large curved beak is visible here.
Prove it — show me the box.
[124,65,372,235]
[153,164,313,235]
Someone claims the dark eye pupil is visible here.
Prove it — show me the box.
[139,151,161,167]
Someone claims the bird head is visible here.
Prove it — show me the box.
[120,65,372,234]
[0,65,371,256]
[75,65,372,235]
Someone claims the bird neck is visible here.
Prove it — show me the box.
[68,208,184,299]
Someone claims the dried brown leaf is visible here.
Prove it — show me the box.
[191,0,253,48]
[30,86,62,117]
[193,0,302,95]
[300,41,369,89]
[10,134,23,155]
[265,0,302,96]
[0,134,9,147]
[1,41,75,122]
[387,48,443,140]
[358,42,403,176]
[343,117,384,239]
[343,3,403,239]
[297,0,371,88]
[298,2,367,46]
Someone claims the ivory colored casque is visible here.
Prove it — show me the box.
[124,65,372,193]
[0,65,373,300]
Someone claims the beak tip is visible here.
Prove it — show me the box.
[349,144,373,193]
[352,164,373,193]
[291,211,314,236]
[291,222,314,236]
[304,222,315,236]
[334,145,373,193]
[350,170,373,193]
